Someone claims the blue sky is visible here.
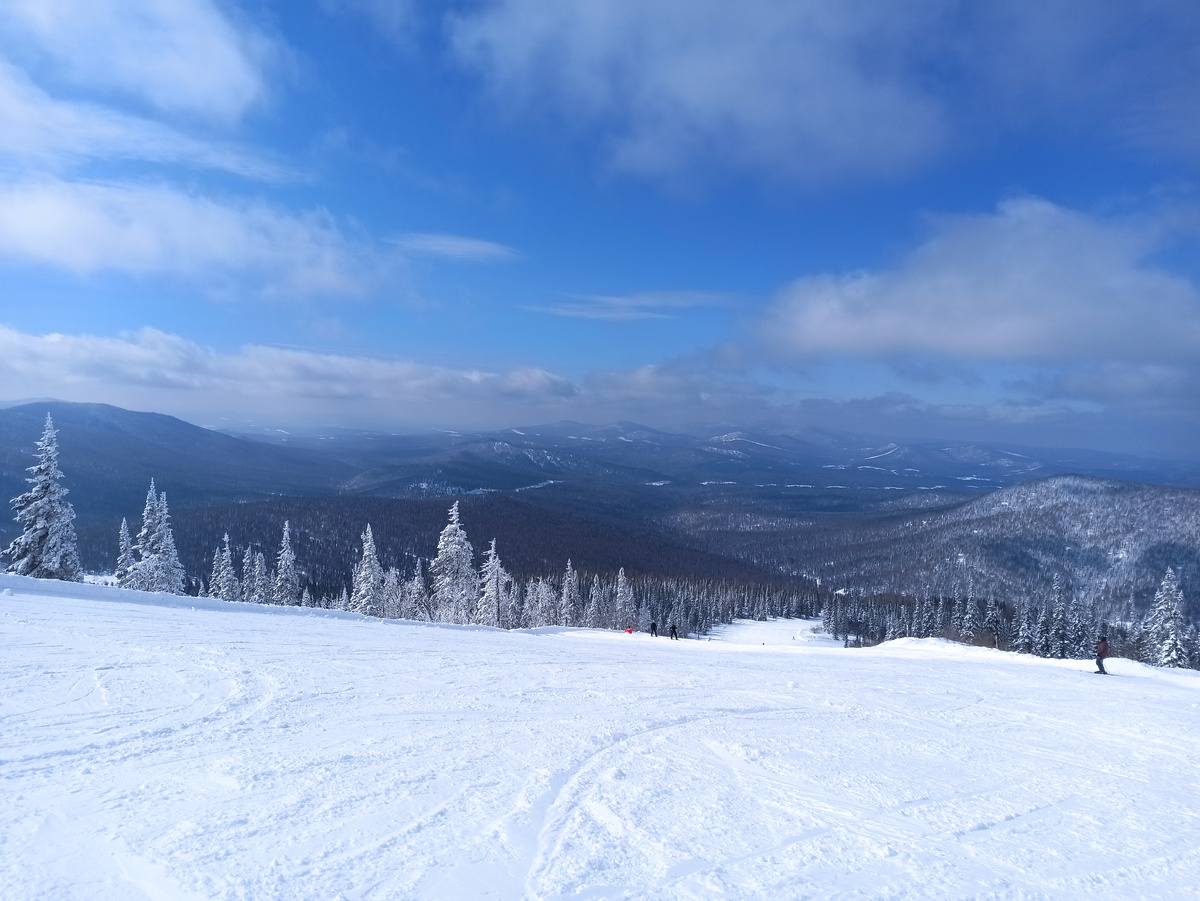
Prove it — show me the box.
[2,1,1199,457]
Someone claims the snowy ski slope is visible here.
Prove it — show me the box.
[3,573,1199,900]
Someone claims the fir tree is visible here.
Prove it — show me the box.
[273,521,301,605]
[477,539,511,627]
[1149,569,1190,668]
[559,560,581,627]
[209,534,240,601]
[151,493,186,595]
[115,518,136,588]
[5,414,81,581]
[128,484,184,594]
[403,560,430,621]
[349,525,383,616]
[614,568,635,630]
[983,597,1003,648]
[429,502,475,624]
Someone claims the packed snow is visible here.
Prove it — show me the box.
[3,574,1199,900]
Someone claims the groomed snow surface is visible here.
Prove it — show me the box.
[3,575,1199,900]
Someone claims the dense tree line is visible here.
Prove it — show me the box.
[195,500,822,637]
[821,567,1199,670]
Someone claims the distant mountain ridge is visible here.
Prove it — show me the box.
[3,402,1199,608]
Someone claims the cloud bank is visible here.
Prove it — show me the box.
[445,0,1200,184]
[0,179,394,298]
[761,197,1200,363]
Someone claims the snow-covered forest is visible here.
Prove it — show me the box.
[6,417,1199,669]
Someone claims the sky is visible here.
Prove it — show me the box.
[1,1,1199,457]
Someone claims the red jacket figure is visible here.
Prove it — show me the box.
[1095,636,1110,675]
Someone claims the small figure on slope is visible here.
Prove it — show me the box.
[669,623,678,640]
[650,621,658,638]
[1095,635,1109,675]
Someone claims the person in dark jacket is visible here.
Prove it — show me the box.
[650,622,658,638]
[669,624,678,640]
[1095,636,1109,675]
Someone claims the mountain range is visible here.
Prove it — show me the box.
[2,401,1198,611]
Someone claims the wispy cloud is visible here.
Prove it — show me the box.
[0,326,579,426]
[0,59,288,179]
[0,0,275,124]
[393,232,520,262]
[0,179,395,298]
[528,291,731,321]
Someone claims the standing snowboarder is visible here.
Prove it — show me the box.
[1095,636,1109,675]
[650,621,658,638]
[669,623,678,640]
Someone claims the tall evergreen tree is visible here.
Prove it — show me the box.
[983,597,1003,648]
[614,568,636,629]
[349,525,383,616]
[273,521,301,605]
[429,502,476,624]
[115,518,136,588]
[127,483,184,594]
[1149,569,1190,668]
[402,560,430,621]
[477,539,511,627]
[559,560,581,627]
[209,534,240,601]
[5,414,81,581]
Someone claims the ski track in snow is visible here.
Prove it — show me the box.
[3,576,1200,900]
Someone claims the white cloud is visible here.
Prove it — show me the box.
[449,0,946,183]
[0,326,579,426]
[0,178,392,298]
[394,233,520,262]
[761,197,1200,362]
[528,291,730,321]
[0,0,272,123]
[446,0,1200,184]
[0,58,285,178]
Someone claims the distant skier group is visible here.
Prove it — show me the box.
[649,622,679,640]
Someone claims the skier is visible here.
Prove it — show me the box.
[669,624,678,640]
[650,622,658,638]
[1095,635,1109,675]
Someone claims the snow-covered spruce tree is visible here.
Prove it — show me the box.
[477,539,511,628]
[983,597,1003,648]
[273,521,301,605]
[5,414,81,581]
[1013,599,1036,654]
[209,534,240,601]
[614,568,635,630]
[559,560,581,627]
[115,518,137,588]
[151,493,186,594]
[1149,569,1190,668]
[127,483,184,594]
[1033,604,1053,657]
[523,577,555,627]
[350,525,383,616]
[380,567,403,619]
[429,502,476,624]
[959,592,979,644]
[251,551,273,605]
[1050,576,1069,658]
[402,560,430,621]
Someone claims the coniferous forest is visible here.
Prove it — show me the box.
[5,414,1199,669]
